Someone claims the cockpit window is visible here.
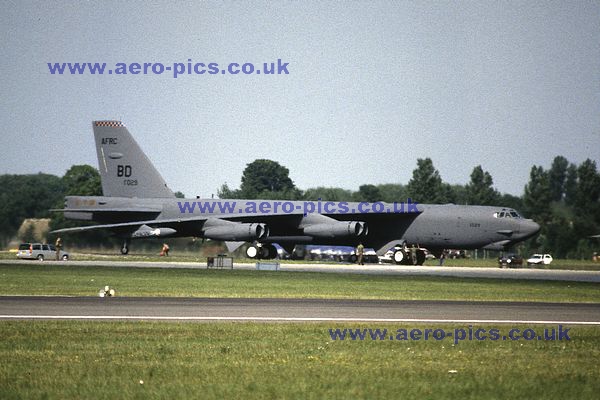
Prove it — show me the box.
[494,209,523,219]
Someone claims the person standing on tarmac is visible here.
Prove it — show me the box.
[410,244,418,265]
[356,243,365,265]
[439,249,447,266]
[55,237,62,261]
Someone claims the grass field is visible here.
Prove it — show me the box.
[2,261,599,398]
[1,263,600,302]
[1,321,599,399]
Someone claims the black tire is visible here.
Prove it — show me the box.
[120,246,129,255]
[260,245,277,259]
[416,250,426,266]
[37,254,44,261]
[349,254,358,263]
[258,246,269,259]
[62,254,69,261]
[267,244,278,259]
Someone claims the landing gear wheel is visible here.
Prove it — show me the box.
[246,245,259,259]
[259,246,270,259]
[121,242,129,255]
[393,250,405,265]
[416,250,426,266]
[264,244,278,259]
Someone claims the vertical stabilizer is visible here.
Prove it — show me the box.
[93,121,174,198]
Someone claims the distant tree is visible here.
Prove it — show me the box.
[523,165,553,226]
[574,159,600,210]
[498,193,524,214]
[548,156,569,202]
[465,165,499,205]
[526,158,600,258]
[564,163,578,206]
[303,187,353,202]
[353,184,382,202]
[217,183,241,199]
[62,165,102,196]
[447,184,468,205]
[174,191,185,199]
[240,159,296,198]
[376,184,406,203]
[250,188,303,200]
[572,159,600,238]
[406,158,448,203]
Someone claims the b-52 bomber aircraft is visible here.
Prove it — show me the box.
[51,121,540,265]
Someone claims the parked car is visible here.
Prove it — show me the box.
[17,243,69,261]
[526,253,553,266]
[498,253,523,268]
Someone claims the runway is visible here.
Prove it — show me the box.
[1,296,600,324]
[2,259,599,282]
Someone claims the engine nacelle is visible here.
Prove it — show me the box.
[203,220,269,241]
[303,221,367,238]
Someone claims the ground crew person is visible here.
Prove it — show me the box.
[160,243,170,256]
[55,237,62,261]
[439,249,447,266]
[410,244,417,265]
[356,243,365,265]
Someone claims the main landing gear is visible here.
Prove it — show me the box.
[392,246,426,266]
[246,243,278,260]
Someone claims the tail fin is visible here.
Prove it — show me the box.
[93,121,174,198]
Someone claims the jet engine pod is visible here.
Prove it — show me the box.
[202,219,269,241]
[304,221,368,238]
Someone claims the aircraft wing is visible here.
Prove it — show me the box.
[50,208,420,255]
[50,214,289,233]
[50,208,419,235]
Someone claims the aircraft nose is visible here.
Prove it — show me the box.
[522,219,541,238]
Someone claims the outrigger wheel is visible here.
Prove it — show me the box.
[121,240,130,255]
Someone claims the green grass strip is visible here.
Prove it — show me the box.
[1,264,599,302]
[1,321,599,399]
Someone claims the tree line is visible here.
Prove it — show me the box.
[1,157,598,258]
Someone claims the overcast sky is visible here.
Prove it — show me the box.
[1,1,599,198]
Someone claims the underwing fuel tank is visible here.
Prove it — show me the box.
[131,225,177,238]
